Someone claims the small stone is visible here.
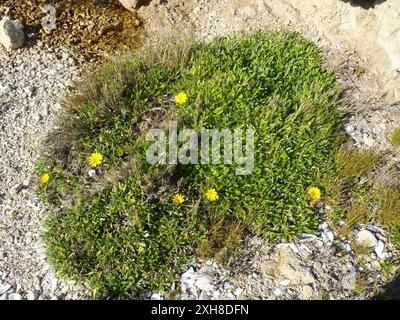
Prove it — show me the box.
[319,222,329,230]
[150,293,161,300]
[366,226,379,233]
[297,233,317,242]
[338,220,346,227]
[26,291,37,300]
[181,267,194,280]
[223,281,233,290]
[9,183,24,195]
[0,16,25,50]
[280,279,291,286]
[8,293,22,300]
[0,284,11,295]
[181,278,195,292]
[345,124,355,134]
[212,290,220,299]
[374,241,385,258]
[335,240,352,252]
[233,287,244,296]
[315,240,324,248]
[356,230,377,248]
[0,84,13,96]
[302,285,313,300]
[341,269,357,290]
[273,288,283,297]
[24,85,35,97]
[50,278,58,291]
[324,229,335,242]
[363,136,375,147]
[88,169,96,177]
[322,230,334,244]
[194,275,214,292]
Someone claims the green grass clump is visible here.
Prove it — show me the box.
[335,146,379,179]
[375,187,400,226]
[390,127,400,148]
[39,31,344,298]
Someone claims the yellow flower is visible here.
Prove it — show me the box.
[172,194,185,205]
[175,91,188,105]
[88,152,103,167]
[40,173,50,184]
[205,188,219,202]
[307,187,322,201]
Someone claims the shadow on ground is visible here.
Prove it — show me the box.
[344,0,386,9]
[375,272,400,300]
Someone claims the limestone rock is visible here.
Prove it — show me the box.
[301,285,314,300]
[260,245,315,285]
[119,0,144,12]
[0,17,25,50]
[266,0,400,101]
[356,230,377,248]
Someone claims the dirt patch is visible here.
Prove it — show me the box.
[0,0,144,63]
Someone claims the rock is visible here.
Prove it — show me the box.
[363,135,375,147]
[374,241,385,258]
[119,0,144,12]
[268,0,400,100]
[51,278,58,291]
[273,288,283,297]
[0,283,11,295]
[181,278,195,292]
[366,225,385,234]
[0,84,13,96]
[24,85,35,97]
[260,246,315,285]
[297,233,317,242]
[335,240,352,253]
[8,293,22,300]
[356,230,378,248]
[345,124,355,135]
[322,229,334,243]
[223,281,233,290]
[9,183,25,195]
[319,222,329,230]
[301,285,314,300]
[26,291,37,300]
[150,293,161,300]
[233,287,244,296]
[341,269,357,290]
[0,17,25,50]
[181,267,194,280]
[194,274,214,292]
[280,279,291,286]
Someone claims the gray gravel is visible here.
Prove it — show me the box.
[0,43,89,300]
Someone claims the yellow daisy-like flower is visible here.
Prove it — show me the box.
[307,187,322,201]
[88,152,103,168]
[175,91,188,105]
[172,194,185,205]
[40,173,50,184]
[205,188,219,202]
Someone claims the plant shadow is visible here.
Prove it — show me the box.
[345,0,386,9]
[375,272,400,300]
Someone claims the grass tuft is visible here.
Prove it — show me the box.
[335,146,379,180]
[389,127,400,148]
